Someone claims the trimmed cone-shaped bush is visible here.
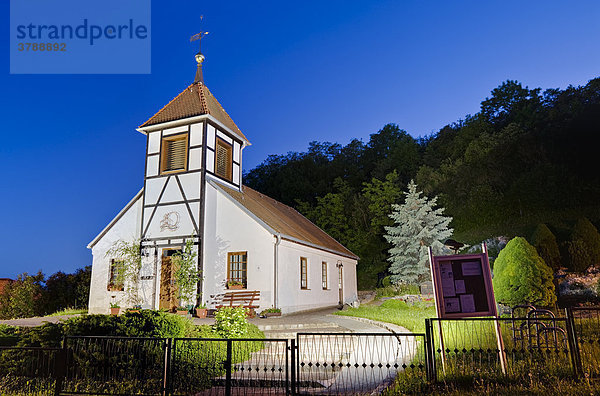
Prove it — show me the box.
[570,218,600,270]
[530,223,561,270]
[493,237,556,307]
[565,239,594,272]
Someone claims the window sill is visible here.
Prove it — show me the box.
[160,169,187,175]
[300,288,311,291]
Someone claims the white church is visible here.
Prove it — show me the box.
[87,43,358,315]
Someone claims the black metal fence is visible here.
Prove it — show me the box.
[566,306,600,378]
[426,317,576,381]
[0,346,62,395]
[295,332,426,395]
[169,337,289,395]
[62,336,168,395]
[1,309,600,395]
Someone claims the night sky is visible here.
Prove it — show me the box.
[1,1,599,278]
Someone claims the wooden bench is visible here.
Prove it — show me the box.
[214,290,260,317]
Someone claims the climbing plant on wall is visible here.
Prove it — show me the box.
[172,237,201,309]
[106,239,143,307]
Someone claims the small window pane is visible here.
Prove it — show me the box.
[108,259,124,291]
[300,258,308,289]
[228,252,247,288]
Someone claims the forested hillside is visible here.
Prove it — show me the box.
[245,79,600,289]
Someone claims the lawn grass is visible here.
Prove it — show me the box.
[335,299,436,332]
[45,307,87,317]
[384,375,600,395]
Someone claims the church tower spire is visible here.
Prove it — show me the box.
[190,18,209,84]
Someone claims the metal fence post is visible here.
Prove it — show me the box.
[423,319,430,381]
[54,337,67,396]
[565,307,583,377]
[163,338,172,396]
[290,338,296,396]
[425,319,437,382]
[225,339,233,396]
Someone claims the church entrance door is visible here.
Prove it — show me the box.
[159,249,180,311]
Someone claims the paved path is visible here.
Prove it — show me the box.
[0,314,82,327]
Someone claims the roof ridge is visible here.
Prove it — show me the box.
[202,85,244,137]
[139,84,194,128]
[197,83,209,113]
[241,184,358,258]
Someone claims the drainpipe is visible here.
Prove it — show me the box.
[152,242,158,309]
[274,233,281,309]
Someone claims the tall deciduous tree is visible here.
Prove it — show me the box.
[384,181,453,284]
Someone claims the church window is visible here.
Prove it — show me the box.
[107,259,124,291]
[160,134,188,174]
[300,257,308,289]
[215,137,233,180]
[322,262,328,290]
[227,252,247,288]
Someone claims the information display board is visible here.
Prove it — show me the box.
[429,248,497,318]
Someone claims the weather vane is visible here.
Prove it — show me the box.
[190,16,209,83]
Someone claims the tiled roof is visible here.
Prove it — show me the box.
[214,182,359,260]
[140,83,249,142]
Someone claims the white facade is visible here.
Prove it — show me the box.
[88,83,358,315]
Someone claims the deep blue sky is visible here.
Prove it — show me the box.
[1,1,599,279]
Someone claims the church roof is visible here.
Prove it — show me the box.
[140,83,249,143]
[212,181,359,260]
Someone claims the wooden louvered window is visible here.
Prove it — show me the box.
[215,137,233,181]
[160,134,188,174]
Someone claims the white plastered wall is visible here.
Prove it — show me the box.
[276,240,358,314]
[88,194,144,314]
[202,183,275,311]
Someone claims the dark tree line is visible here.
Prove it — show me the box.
[245,78,600,289]
[0,266,91,319]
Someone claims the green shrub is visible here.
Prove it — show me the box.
[492,237,556,307]
[568,218,600,271]
[214,307,248,338]
[13,311,195,347]
[375,284,420,299]
[530,223,561,270]
[0,272,44,319]
[116,310,194,338]
[565,239,594,272]
[381,276,392,287]
[375,286,397,298]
